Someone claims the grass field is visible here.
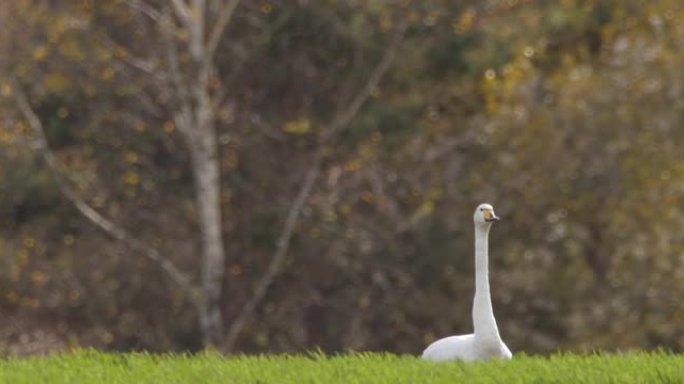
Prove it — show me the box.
[0,350,682,383]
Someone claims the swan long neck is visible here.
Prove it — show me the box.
[472,223,501,341]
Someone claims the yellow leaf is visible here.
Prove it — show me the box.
[344,160,361,171]
[68,290,80,303]
[0,131,15,145]
[63,234,75,245]
[32,45,48,61]
[455,8,476,34]
[323,211,337,222]
[361,191,375,203]
[283,119,311,134]
[23,237,35,248]
[31,271,49,286]
[338,204,352,216]
[419,200,435,215]
[125,151,139,164]
[6,291,17,303]
[101,67,115,81]
[122,171,140,186]
[58,38,85,61]
[57,107,69,119]
[0,83,11,96]
[43,72,70,93]
[176,28,189,41]
[96,47,113,61]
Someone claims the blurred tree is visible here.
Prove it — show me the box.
[0,0,683,355]
[1,0,410,352]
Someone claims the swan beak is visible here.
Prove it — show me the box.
[484,211,500,222]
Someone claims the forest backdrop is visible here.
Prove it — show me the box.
[1,0,683,355]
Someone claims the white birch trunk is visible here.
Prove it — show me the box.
[190,129,225,346]
[181,66,226,346]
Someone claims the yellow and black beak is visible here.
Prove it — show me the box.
[484,210,500,222]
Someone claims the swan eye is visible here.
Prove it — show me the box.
[480,208,484,211]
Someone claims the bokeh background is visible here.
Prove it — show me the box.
[1,0,683,356]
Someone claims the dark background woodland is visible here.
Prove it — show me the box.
[1,0,684,355]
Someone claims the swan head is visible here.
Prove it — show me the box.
[474,203,499,225]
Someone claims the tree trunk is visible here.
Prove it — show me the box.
[189,124,226,347]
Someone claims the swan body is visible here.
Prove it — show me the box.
[421,334,511,362]
[422,203,512,362]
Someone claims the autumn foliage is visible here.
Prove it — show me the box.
[0,0,683,354]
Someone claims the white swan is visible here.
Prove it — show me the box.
[422,203,512,362]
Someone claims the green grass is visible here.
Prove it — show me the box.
[0,350,683,383]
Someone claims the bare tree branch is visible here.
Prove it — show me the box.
[162,7,187,98]
[169,0,192,29]
[123,0,233,346]
[159,6,198,146]
[423,133,475,163]
[223,151,323,351]
[97,34,165,85]
[188,0,206,61]
[124,0,162,22]
[10,78,204,308]
[322,23,407,141]
[222,23,408,352]
[206,0,242,63]
[248,114,287,142]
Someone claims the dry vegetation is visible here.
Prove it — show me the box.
[0,0,683,355]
